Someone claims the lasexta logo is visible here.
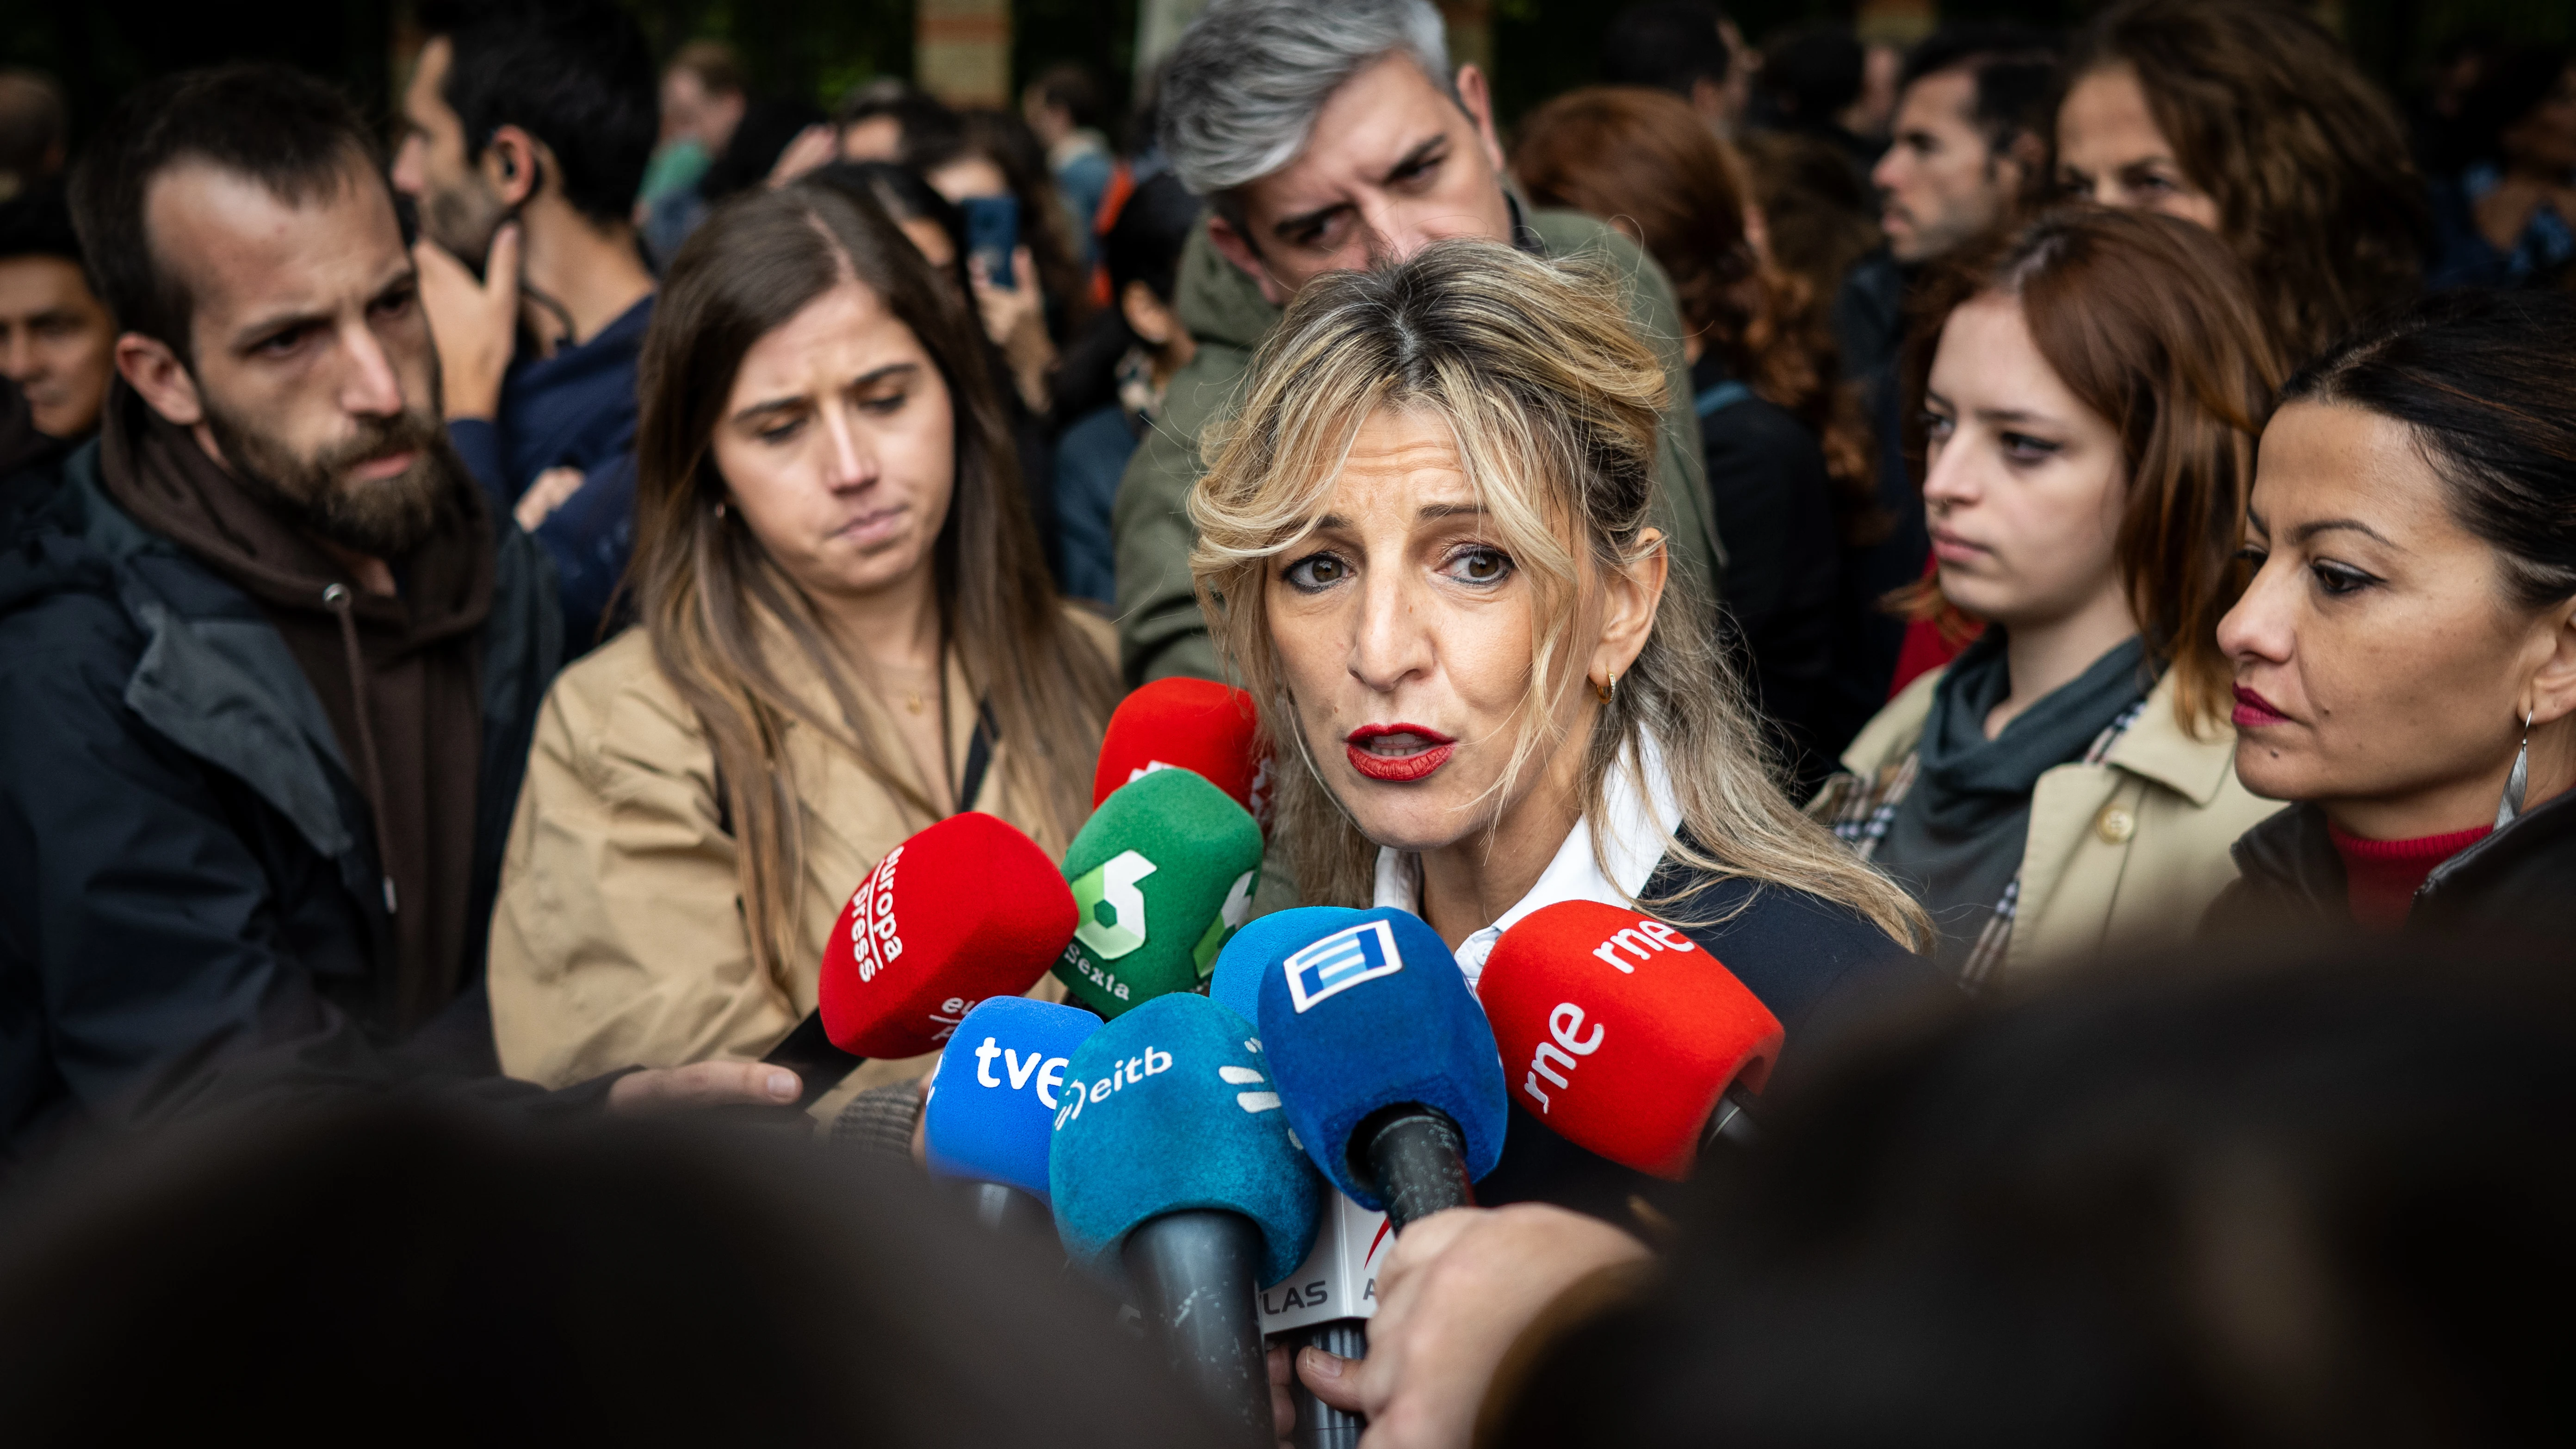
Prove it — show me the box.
[1069,849,1155,960]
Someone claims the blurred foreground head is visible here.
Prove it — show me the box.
[1490,935,2576,1446]
[0,1103,1223,1444]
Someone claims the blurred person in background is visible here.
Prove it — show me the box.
[1053,171,1201,609]
[1023,62,1118,270]
[2212,292,2576,940]
[2428,47,2576,289]
[486,184,1116,1102]
[1122,0,1723,687]
[1516,86,1875,792]
[1477,935,2576,1448]
[1754,25,1876,182]
[0,69,68,201]
[636,40,747,266]
[1,65,781,1179]
[907,108,1089,428]
[800,159,1061,573]
[394,0,659,650]
[0,1101,1228,1443]
[1600,1,1751,138]
[1814,209,2285,990]
[0,184,113,444]
[2055,0,2427,366]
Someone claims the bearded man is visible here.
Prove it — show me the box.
[0,64,785,1178]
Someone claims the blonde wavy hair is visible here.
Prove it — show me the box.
[1187,239,1926,947]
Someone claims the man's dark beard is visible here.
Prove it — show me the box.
[201,398,466,560]
[421,176,508,272]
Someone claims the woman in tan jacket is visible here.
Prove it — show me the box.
[1811,209,2285,989]
[488,184,1118,1096]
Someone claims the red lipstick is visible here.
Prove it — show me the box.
[1344,723,1455,783]
[2232,685,2291,730]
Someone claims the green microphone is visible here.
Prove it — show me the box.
[1054,766,1263,1019]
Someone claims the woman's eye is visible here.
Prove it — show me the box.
[1283,553,1348,591]
[858,389,907,415]
[757,417,805,444]
[2234,545,2270,570]
[1922,412,1955,440]
[1443,546,1513,586]
[1999,431,2061,463]
[2310,561,2374,597]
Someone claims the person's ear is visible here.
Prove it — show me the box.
[1996,129,2048,199]
[115,332,204,429]
[483,125,544,208]
[1120,279,1177,347]
[1455,63,1505,177]
[2523,594,2576,730]
[1204,213,1290,307]
[1592,526,1671,687]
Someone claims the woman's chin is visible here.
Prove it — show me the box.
[1330,780,1481,856]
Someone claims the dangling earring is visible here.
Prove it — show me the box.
[1594,670,1617,705]
[713,500,728,521]
[2496,708,2534,830]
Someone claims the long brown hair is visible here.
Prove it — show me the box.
[1189,239,1927,949]
[1900,206,2284,734]
[1511,85,1881,545]
[2063,0,2427,364]
[632,185,1117,977]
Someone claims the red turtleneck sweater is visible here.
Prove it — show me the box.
[2326,822,2494,932]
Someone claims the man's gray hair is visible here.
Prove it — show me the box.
[1158,0,1454,203]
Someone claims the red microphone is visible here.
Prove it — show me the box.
[1477,900,1783,1180]
[816,812,1079,1059]
[1091,677,1269,822]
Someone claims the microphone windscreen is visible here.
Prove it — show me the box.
[1207,907,1363,1026]
[1092,677,1269,820]
[817,812,1078,1058]
[1047,991,1321,1287]
[1053,767,1263,1018]
[1478,899,1783,1179]
[1253,907,1507,1210]
[925,996,1103,1201]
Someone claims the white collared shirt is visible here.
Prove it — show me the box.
[1372,733,1686,989]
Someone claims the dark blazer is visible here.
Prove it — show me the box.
[2206,793,2576,944]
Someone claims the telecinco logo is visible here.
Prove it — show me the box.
[848,844,908,982]
[1283,919,1403,1013]
[1069,849,1155,960]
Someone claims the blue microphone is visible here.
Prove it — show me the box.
[1207,906,1362,1026]
[925,997,1101,1231]
[1049,992,1320,1441]
[1255,907,1508,1231]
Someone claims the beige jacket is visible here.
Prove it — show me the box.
[1813,663,2285,982]
[487,611,1110,1102]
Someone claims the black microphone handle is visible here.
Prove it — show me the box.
[958,1180,1055,1238]
[1122,1209,1273,1448]
[1701,1081,1762,1152]
[1282,1318,1367,1449]
[760,1008,867,1110]
[1356,1104,1476,1232]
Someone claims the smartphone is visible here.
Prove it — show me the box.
[960,194,1019,289]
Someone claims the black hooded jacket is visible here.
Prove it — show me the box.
[0,440,562,1176]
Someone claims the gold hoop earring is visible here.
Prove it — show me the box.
[1594,671,1616,704]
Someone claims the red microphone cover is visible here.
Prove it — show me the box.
[817,812,1078,1059]
[1091,677,1269,821]
[1477,900,1783,1180]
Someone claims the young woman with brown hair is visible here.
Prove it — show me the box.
[486,185,1118,1093]
[1814,207,2286,988]
[2053,0,2428,365]
[1511,85,1875,787]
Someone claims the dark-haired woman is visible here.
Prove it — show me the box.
[487,186,1118,1096]
[2054,0,2427,365]
[2211,291,2576,937]
[1513,86,1875,788]
[1814,208,2285,988]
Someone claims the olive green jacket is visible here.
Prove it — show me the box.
[1110,206,1725,685]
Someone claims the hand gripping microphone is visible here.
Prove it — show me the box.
[1477,899,1784,1179]
[925,996,1102,1232]
[1049,992,1320,1443]
[1207,906,1362,1025]
[768,813,1079,1107]
[1255,907,1509,1231]
[1053,767,1263,1019]
[1092,676,1270,822]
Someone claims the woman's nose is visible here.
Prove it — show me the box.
[1920,439,1975,509]
[818,407,871,490]
[1347,570,1430,691]
[2217,561,2293,665]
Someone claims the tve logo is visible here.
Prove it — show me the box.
[1069,849,1156,960]
[969,1035,1072,1108]
[1284,918,1404,1013]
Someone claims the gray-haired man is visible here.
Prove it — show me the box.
[1112,0,1725,685]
